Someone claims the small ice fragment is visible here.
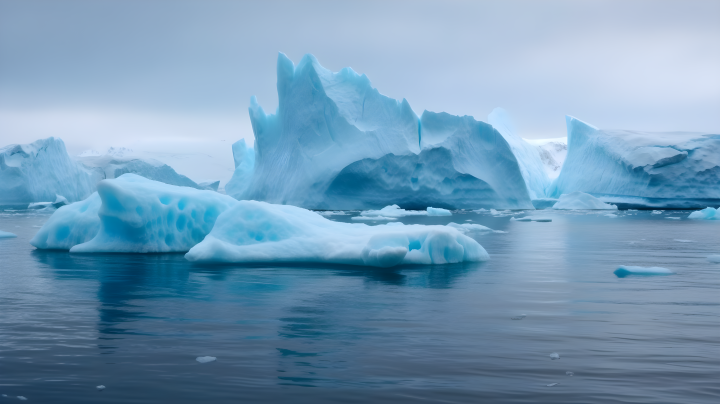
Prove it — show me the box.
[96,385,105,391]
[351,216,397,221]
[196,356,216,363]
[546,383,559,387]
[614,266,673,277]
[533,218,552,222]
[511,314,527,320]
[18,397,27,401]
[550,352,560,360]
[674,239,693,243]
[427,207,452,216]
[566,371,574,376]
[708,255,720,263]
[465,219,472,222]
[665,217,680,220]
[605,213,617,218]
[511,217,532,222]
[2,394,7,397]
[651,210,662,214]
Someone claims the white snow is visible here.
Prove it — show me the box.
[0,230,18,238]
[185,200,489,267]
[239,53,533,210]
[688,207,719,220]
[552,192,618,210]
[427,207,452,216]
[614,266,673,277]
[64,174,237,253]
[548,116,720,209]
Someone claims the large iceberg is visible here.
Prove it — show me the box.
[548,116,720,209]
[224,139,255,199]
[0,137,96,205]
[688,207,719,220]
[488,108,550,199]
[239,53,533,210]
[525,137,567,180]
[185,200,488,267]
[34,174,238,253]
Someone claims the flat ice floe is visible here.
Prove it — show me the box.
[0,230,17,238]
[688,207,719,220]
[185,200,489,267]
[708,255,720,263]
[614,266,674,277]
[358,205,429,218]
[552,191,618,210]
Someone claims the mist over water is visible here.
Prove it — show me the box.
[1,210,718,403]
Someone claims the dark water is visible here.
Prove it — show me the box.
[1,209,719,403]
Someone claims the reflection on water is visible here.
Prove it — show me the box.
[0,210,719,403]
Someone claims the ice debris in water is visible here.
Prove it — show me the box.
[614,266,673,277]
[546,383,559,387]
[708,255,720,263]
[665,217,680,220]
[96,385,105,391]
[674,239,693,243]
[533,218,552,222]
[605,213,618,218]
[446,223,497,234]
[196,356,217,363]
[351,216,397,221]
[426,207,452,216]
[688,207,719,220]
[566,371,574,376]
[185,201,489,267]
[511,217,533,222]
[511,314,526,320]
[550,353,560,360]
[552,191,617,210]
[18,397,27,401]
[359,205,428,218]
[0,230,17,238]
[651,210,663,214]
[316,211,348,216]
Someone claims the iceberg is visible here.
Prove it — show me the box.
[0,230,17,238]
[239,53,533,210]
[552,191,618,210]
[224,139,255,199]
[427,207,452,216]
[0,137,96,205]
[688,207,719,220]
[525,137,568,180]
[548,116,720,209]
[488,108,551,199]
[614,266,674,277]
[185,200,489,267]
[51,174,238,253]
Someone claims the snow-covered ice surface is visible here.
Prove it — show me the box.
[614,266,674,277]
[224,139,255,199]
[0,230,17,238]
[488,108,550,199]
[688,207,719,220]
[525,137,568,180]
[0,137,96,205]
[185,201,489,267]
[30,192,101,250]
[63,175,237,253]
[548,116,720,209]
[552,192,618,210]
[240,53,532,210]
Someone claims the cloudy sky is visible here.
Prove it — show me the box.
[1,0,718,169]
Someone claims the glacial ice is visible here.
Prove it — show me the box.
[0,230,17,238]
[30,192,101,250]
[488,108,550,199]
[548,116,720,209]
[65,174,237,253]
[184,200,489,267]
[224,139,255,199]
[688,207,719,220]
[614,266,673,277]
[525,137,568,180]
[552,191,618,210]
[426,207,452,216]
[239,53,533,210]
[0,137,96,205]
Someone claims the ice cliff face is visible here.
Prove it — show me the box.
[0,138,96,205]
[224,139,255,199]
[525,137,567,180]
[548,116,720,208]
[242,53,533,210]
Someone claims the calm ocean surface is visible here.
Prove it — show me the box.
[1,209,718,403]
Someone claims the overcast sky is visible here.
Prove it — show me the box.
[1,0,718,160]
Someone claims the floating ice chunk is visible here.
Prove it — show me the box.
[474,208,488,212]
[531,198,559,210]
[546,383,559,387]
[185,200,489,267]
[707,255,720,263]
[28,194,68,210]
[605,214,618,218]
[552,192,617,210]
[316,211,348,216]
[651,210,663,214]
[665,217,680,220]
[688,207,719,220]
[30,192,101,250]
[511,217,533,222]
[196,356,216,363]
[0,230,17,239]
[566,371,574,376]
[18,397,27,401]
[511,314,526,320]
[674,239,694,243]
[96,385,106,391]
[426,207,452,216]
[351,216,397,221]
[614,266,673,277]
[533,218,552,222]
[63,175,237,253]
[446,222,496,233]
[359,205,427,218]
[549,353,560,360]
